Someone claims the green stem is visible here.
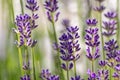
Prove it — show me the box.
[66,61,69,80]
[18,47,23,76]
[31,48,36,80]
[73,60,77,77]
[92,60,94,72]
[91,47,94,72]
[20,0,24,14]
[98,2,105,60]
[25,47,30,75]
[50,13,65,80]
[117,0,120,47]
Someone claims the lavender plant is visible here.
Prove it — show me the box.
[5,0,120,80]
[14,0,39,80]
[59,26,81,80]
[44,0,64,79]
[85,18,100,72]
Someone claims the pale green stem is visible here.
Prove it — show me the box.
[51,13,65,80]
[73,60,77,77]
[117,0,120,47]
[66,61,69,80]
[31,48,36,80]
[20,0,24,14]
[98,2,105,60]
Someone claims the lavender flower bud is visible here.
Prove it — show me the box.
[71,75,83,80]
[44,0,60,22]
[104,11,117,19]
[94,5,105,12]
[99,60,107,67]
[21,75,30,80]
[86,18,98,26]
[97,70,109,80]
[26,0,39,11]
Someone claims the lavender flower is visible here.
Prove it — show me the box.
[71,75,83,80]
[104,39,118,68]
[94,5,105,12]
[104,11,117,19]
[97,70,109,80]
[26,0,39,11]
[113,72,119,79]
[21,75,30,80]
[85,28,100,47]
[99,60,107,67]
[59,26,80,69]
[86,47,100,61]
[62,19,70,28]
[40,69,59,80]
[85,18,100,73]
[87,69,97,80]
[102,20,117,37]
[85,19,100,60]
[86,18,98,26]
[44,0,60,22]
[15,14,37,47]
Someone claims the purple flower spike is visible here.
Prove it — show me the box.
[59,26,80,72]
[102,20,117,37]
[86,18,98,26]
[87,69,97,80]
[94,5,105,12]
[104,39,118,52]
[86,47,100,61]
[97,70,109,80]
[115,64,120,71]
[104,11,117,19]
[49,75,60,80]
[44,0,60,22]
[99,60,107,67]
[40,69,59,80]
[71,75,83,80]
[26,0,39,11]
[40,69,51,79]
[62,19,70,28]
[21,75,30,80]
[85,28,100,47]
[113,72,119,79]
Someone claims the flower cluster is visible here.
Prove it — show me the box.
[104,39,118,66]
[14,0,39,47]
[40,69,59,80]
[71,75,83,80]
[85,19,100,61]
[94,0,105,12]
[21,75,30,80]
[94,5,105,12]
[15,14,37,47]
[44,0,60,22]
[102,11,117,37]
[59,26,80,71]
[87,69,109,80]
[26,0,39,11]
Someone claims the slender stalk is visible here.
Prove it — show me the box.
[98,2,105,60]
[18,47,23,76]
[91,60,94,72]
[31,48,36,80]
[117,0,120,47]
[66,61,69,80]
[73,60,77,77]
[25,47,30,75]
[51,13,65,80]
[20,0,24,14]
